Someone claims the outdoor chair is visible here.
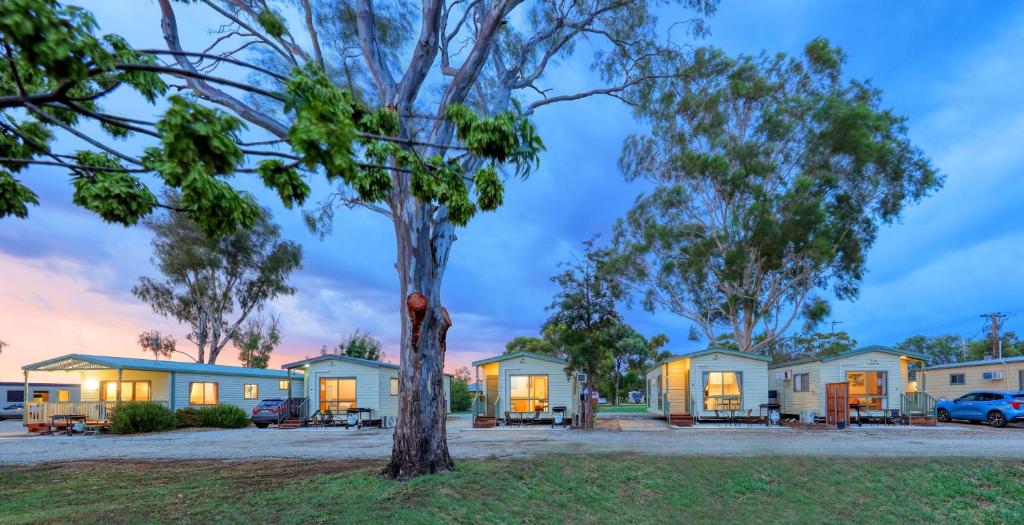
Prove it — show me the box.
[504,411,515,427]
[530,411,541,425]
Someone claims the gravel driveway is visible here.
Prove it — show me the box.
[2,416,1022,464]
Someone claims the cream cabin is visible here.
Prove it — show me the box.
[923,356,1024,400]
[471,351,579,425]
[646,349,770,425]
[283,354,451,425]
[768,345,928,419]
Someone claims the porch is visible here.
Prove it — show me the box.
[24,400,171,429]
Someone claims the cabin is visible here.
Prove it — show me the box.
[645,348,770,426]
[923,356,1024,400]
[1,381,80,406]
[282,354,452,427]
[21,354,303,429]
[470,351,579,427]
[768,345,929,421]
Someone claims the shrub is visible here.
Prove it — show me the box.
[174,407,204,428]
[109,402,177,434]
[198,404,250,428]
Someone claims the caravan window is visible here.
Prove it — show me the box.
[101,381,152,402]
[510,375,548,412]
[389,378,399,396]
[846,371,886,410]
[243,384,259,400]
[793,373,810,392]
[703,372,742,410]
[949,374,965,385]
[189,382,218,405]
[319,378,356,412]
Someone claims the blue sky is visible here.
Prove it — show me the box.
[2,1,1024,380]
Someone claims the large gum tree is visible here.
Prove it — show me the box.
[0,0,715,478]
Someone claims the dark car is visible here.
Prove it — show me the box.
[250,399,287,428]
[936,391,1024,428]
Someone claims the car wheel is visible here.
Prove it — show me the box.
[936,408,951,422]
[987,411,1007,428]
[254,422,269,429]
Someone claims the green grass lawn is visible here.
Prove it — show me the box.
[2,456,1022,524]
[595,403,648,413]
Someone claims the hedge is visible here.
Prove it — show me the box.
[109,402,177,434]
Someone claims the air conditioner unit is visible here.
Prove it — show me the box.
[575,373,588,383]
[983,371,1004,381]
[772,372,785,381]
[384,415,396,428]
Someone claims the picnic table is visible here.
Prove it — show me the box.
[849,403,864,427]
[50,414,86,436]
[345,408,372,429]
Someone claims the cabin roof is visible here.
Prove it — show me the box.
[23,354,295,378]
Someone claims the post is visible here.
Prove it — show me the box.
[116,368,123,403]
[23,370,29,422]
[170,372,176,411]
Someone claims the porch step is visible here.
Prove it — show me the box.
[278,418,304,429]
[669,415,694,427]
[473,416,497,428]
[908,414,937,426]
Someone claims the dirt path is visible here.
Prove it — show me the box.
[1,417,1022,464]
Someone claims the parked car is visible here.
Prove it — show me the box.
[935,391,1024,428]
[0,402,24,420]
[250,399,287,428]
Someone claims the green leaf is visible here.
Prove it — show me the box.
[0,168,39,218]
[256,160,309,209]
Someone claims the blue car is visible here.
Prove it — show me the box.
[935,391,1024,428]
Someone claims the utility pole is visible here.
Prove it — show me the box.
[980,312,1008,359]
[830,320,843,334]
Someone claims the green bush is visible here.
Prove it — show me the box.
[198,405,250,429]
[174,407,204,428]
[109,402,177,434]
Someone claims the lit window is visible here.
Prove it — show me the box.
[243,384,259,400]
[100,381,152,402]
[846,371,886,410]
[319,378,356,413]
[57,390,70,402]
[279,380,289,390]
[510,375,548,412]
[189,382,219,405]
[704,372,742,410]
[390,377,399,396]
[950,373,965,385]
[793,373,810,392]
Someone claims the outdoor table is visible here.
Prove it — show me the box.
[759,403,782,426]
[849,403,863,427]
[345,408,372,429]
[50,414,86,436]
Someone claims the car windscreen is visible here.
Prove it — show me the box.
[257,400,284,407]
[1013,394,1024,400]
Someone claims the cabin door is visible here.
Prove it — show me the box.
[825,382,850,427]
[485,374,498,417]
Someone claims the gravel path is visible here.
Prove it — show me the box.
[2,417,1022,465]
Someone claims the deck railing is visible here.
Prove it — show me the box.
[24,401,169,425]
[900,391,937,420]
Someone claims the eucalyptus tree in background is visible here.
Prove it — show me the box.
[0,0,716,478]
[235,315,282,369]
[133,193,302,364]
[608,39,942,354]
[325,329,384,361]
[0,339,7,354]
[503,335,557,356]
[137,330,194,361]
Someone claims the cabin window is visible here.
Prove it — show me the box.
[509,375,549,412]
[189,382,219,405]
[243,384,259,400]
[100,381,152,402]
[703,372,742,410]
[846,371,886,410]
[56,390,70,402]
[279,380,289,391]
[319,378,356,413]
[949,373,965,385]
[6,390,24,403]
[32,391,49,402]
[793,373,810,392]
[390,378,399,396]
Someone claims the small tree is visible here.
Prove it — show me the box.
[325,329,384,361]
[136,331,193,361]
[607,324,666,405]
[609,40,941,354]
[234,315,281,369]
[504,336,557,356]
[133,194,302,364]
[449,366,473,413]
[896,334,966,366]
[545,242,620,428]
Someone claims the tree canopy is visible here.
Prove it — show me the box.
[607,39,942,353]
[132,193,301,364]
[325,329,384,361]
[234,315,282,369]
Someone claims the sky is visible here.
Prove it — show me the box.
[3,1,1024,382]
